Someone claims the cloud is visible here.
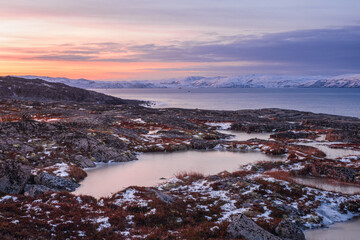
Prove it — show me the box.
[131,26,360,74]
[17,26,360,75]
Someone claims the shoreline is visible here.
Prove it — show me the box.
[1,96,360,239]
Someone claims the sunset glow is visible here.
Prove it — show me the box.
[1,0,360,80]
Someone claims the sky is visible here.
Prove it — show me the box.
[0,0,359,80]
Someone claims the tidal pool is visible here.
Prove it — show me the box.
[305,217,360,240]
[292,176,360,195]
[74,150,285,198]
[217,130,271,141]
[298,141,360,159]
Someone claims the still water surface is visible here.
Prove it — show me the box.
[305,217,360,240]
[94,88,360,118]
[75,150,284,198]
[298,142,360,159]
[292,176,360,195]
[217,130,271,141]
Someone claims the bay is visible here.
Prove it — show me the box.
[93,88,360,118]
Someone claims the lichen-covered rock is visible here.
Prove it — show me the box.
[227,214,281,240]
[0,161,31,194]
[24,184,54,198]
[275,220,305,240]
[34,172,79,192]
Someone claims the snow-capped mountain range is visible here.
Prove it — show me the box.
[13,74,360,89]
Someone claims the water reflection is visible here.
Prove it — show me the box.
[217,130,271,141]
[298,142,360,159]
[292,176,360,195]
[75,150,285,198]
[305,217,360,240]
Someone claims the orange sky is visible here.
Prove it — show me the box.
[1,0,359,80]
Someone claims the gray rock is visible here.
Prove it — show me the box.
[275,220,305,240]
[34,172,79,192]
[73,155,95,168]
[227,214,281,240]
[147,189,175,204]
[24,184,54,198]
[0,161,31,194]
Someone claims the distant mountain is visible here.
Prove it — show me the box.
[0,76,129,104]
[13,74,360,89]
[298,74,360,88]
[15,75,157,89]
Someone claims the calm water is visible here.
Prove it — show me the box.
[292,176,360,195]
[217,130,271,141]
[305,217,360,240]
[94,88,360,118]
[75,150,284,198]
[298,142,360,159]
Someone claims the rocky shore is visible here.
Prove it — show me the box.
[1,77,360,239]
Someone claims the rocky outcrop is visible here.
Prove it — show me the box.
[271,131,317,140]
[0,161,31,194]
[0,76,129,105]
[275,220,305,240]
[262,143,287,155]
[325,130,360,143]
[34,172,79,192]
[227,214,281,240]
[72,155,96,168]
[24,184,54,198]
[146,189,175,205]
[301,162,360,183]
[231,122,299,133]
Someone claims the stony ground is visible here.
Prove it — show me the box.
[1,97,360,239]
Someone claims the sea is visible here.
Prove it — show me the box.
[93,88,360,118]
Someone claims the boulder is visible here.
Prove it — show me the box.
[24,184,54,198]
[72,155,96,168]
[34,172,79,192]
[227,214,281,240]
[0,161,31,194]
[275,220,305,240]
[146,189,175,205]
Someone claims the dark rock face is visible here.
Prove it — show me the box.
[231,122,299,133]
[271,131,317,140]
[24,184,54,198]
[303,162,360,183]
[0,76,128,105]
[34,172,79,192]
[227,214,281,240]
[275,220,305,240]
[72,155,96,168]
[0,161,31,194]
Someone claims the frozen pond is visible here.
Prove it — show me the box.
[217,130,271,141]
[74,150,285,198]
[305,217,360,240]
[292,176,360,195]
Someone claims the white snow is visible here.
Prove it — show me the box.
[16,73,360,89]
[205,122,232,130]
[52,163,70,177]
[95,217,111,231]
[113,188,149,209]
[0,195,18,202]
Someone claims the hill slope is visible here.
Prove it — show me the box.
[0,76,128,104]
